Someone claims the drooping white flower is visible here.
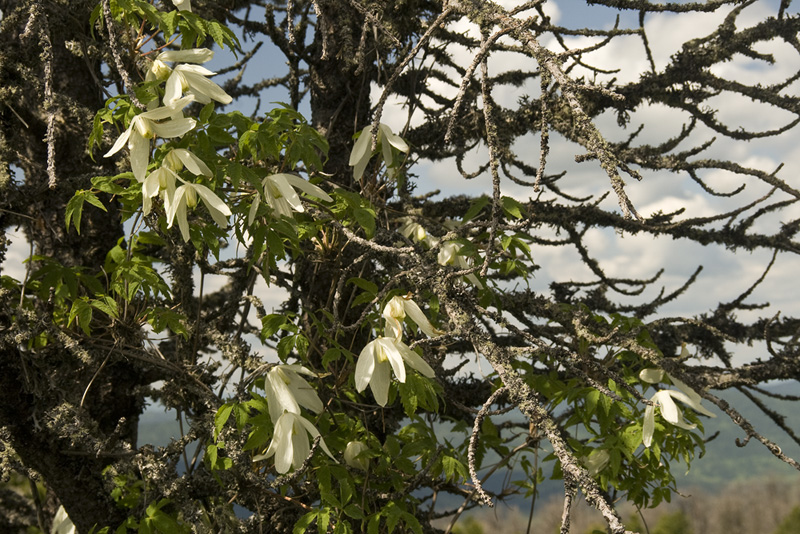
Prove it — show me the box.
[640,367,716,448]
[382,294,442,341]
[171,0,191,11]
[165,178,231,241]
[437,241,483,287]
[256,412,334,474]
[141,148,211,215]
[349,123,409,181]
[164,147,213,176]
[251,173,333,222]
[164,63,232,106]
[398,218,428,243]
[51,505,76,534]
[104,96,196,183]
[148,50,215,83]
[145,48,231,106]
[264,364,324,422]
[355,337,434,406]
[343,440,369,471]
[141,165,178,216]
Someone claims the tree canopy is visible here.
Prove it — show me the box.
[1,1,800,533]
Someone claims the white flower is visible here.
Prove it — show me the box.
[264,364,324,422]
[344,440,369,471]
[349,123,409,181]
[398,218,427,242]
[145,48,230,106]
[355,337,434,406]
[437,241,483,287]
[141,148,211,215]
[171,0,191,11]
[250,173,333,222]
[382,294,442,341]
[164,63,232,106]
[164,147,212,176]
[256,412,334,474]
[148,50,215,82]
[640,367,716,448]
[142,165,178,216]
[51,505,75,534]
[104,96,196,183]
[165,178,231,241]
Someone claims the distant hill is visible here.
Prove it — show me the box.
[677,381,800,490]
[136,380,800,502]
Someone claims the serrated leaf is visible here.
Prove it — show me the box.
[293,512,318,534]
[90,295,119,319]
[501,196,526,219]
[353,208,375,238]
[261,313,288,339]
[463,196,490,222]
[214,404,234,438]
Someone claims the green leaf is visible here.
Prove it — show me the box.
[161,9,179,36]
[214,403,234,438]
[261,313,289,340]
[90,295,119,319]
[66,190,107,234]
[68,299,93,336]
[293,512,318,534]
[501,196,526,219]
[353,208,375,238]
[344,504,365,520]
[463,196,490,222]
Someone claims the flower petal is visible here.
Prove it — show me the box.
[355,341,377,392]
[643,404,655,448]
[291,418,310,470]
[179,68,232,105]
[639,368,665,384]
[378,337,406,383]
[104,125,132,158]
[128,131,151,183]
[149,117,197,139]
[271,414,295,474]
[192,183,231,227]
[349,126,372,167]
[140,96,195,120]
[369,358,391,406]
[379,123,409,153]
[164,72,184,106]
[157,48,213,64]
[666,388,716,419]
[295,414,335,460]
[344,441,369,471]
[396,340,435,378]
[170,0,192,12]
[401,297,441,338]
[267,174,305,213]
[281,173,333,203]
[655,390,696,430]
[171,148,212,176]
[266,369,300,421]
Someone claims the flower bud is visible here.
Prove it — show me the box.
[344,441,369,471]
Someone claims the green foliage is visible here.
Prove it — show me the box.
[65,190,107,234]
[653,510,693,534]
[773,506,800,534]
[453,516,485,534]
